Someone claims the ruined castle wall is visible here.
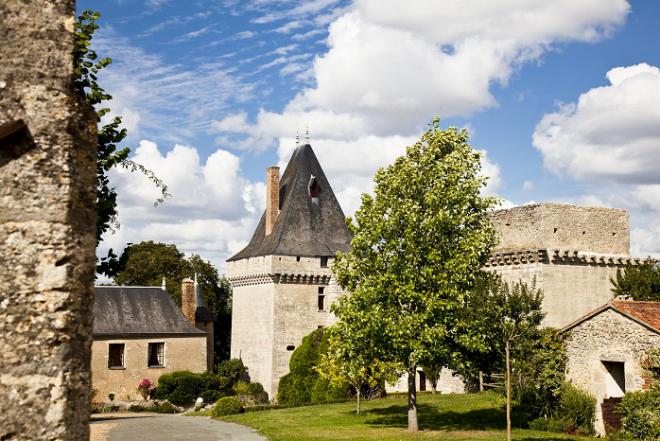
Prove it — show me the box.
[0,1,97,440]
[487,260,622,328]
[565,309,659,436]
[490,204,629,255]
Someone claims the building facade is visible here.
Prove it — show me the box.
[562,301,660,436]
[92,283,212,401]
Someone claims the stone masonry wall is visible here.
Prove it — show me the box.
[490,203,629,255]
[565,309,659,436]
[91,336,207,401]
[488,260,624,328]
[0,2,97,441]
[228,255,335,399]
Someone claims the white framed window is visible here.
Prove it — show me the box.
[108,343,125,369]
[148,342,165,368]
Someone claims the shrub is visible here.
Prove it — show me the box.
[211,396,243,417]
[528,417,548,431]
[617,388,660,441]
[557,383,596,435]
[216,359,249,385]
[234,381,269,405]
[151,401,179,414]
[277,328,348,407]
[232,380,250,396]
[156,371,233,406]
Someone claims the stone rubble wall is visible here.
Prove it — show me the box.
[489,203,630,255]
[0,1,97,440]
[564,309,659,436]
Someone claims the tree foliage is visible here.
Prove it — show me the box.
[332,119,499,431]
[611,262,660,301]
[113,241,232,362]
[74,10,169,276]
[277,328,348,407]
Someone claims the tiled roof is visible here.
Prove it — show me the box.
[94,286,206,336]
[561,299,660,334]
[611,300,660,331]
[228,144,352,261]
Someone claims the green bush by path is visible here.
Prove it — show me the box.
[558,383,596,436]
[211,396,243,417]
[155,370,233,406]
[216,358,250,385]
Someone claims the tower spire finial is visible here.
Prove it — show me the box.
[305,126,309,143]
[295,131,300,146]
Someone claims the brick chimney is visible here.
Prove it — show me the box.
[265,166,280,236]
[181,277,195,324]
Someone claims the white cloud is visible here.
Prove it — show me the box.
[533,63,660,183]
[100,140,264,271]
[214,0,629,214]
[522,180,534,191]
[533,63,660,256]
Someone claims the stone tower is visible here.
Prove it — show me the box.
[486,203,641,328]
[227,144,352,398]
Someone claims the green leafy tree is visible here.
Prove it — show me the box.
[113,241,232,362]
[74,10,169,276]
[611,262,660,301]
[332,118,499,432]
[486,279,545,441]
[320,323,398,414]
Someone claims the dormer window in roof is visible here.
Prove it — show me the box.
[308,174,321,200]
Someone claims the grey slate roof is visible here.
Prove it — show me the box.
[228,144,352,261]
[94,286,206,336]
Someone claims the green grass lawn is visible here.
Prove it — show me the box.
[218,391,593,441]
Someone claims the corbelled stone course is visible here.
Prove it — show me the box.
[0,1,97,440]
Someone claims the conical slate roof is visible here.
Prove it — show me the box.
[228,144,352,261]
[194,275,214,322]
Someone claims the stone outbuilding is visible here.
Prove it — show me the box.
[92,282,212,401]
[562,300,660,436]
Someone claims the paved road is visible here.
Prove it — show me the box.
[90,413,266,441]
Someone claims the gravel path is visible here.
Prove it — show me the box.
[90,413,266,441]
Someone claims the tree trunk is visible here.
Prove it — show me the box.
[505,340,512,441]
[356,388,361,415]
[408,364,419,432]
[431,378,437,394]
[479,371,484,392]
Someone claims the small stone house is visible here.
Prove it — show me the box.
[91,279,213,401]
[562,300,660,436]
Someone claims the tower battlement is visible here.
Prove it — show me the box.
[489,203,630,256]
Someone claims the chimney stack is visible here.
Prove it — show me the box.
[265,166,280,236]
[181,277,195,324]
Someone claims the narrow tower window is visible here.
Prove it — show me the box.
[308,175,321,198]
[318,287,325,311]
[320,256,328,267]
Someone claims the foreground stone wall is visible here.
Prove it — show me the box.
[91,337,207,401]
[564,309,659,436]
[0,1,97,440]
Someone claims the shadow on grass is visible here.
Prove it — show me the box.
[364,403,532,432]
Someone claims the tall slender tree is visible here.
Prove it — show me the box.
[333,118,499,431]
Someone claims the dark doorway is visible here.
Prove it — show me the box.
[419,370,426,391]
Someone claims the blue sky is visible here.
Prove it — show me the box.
[81,0,660,271]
